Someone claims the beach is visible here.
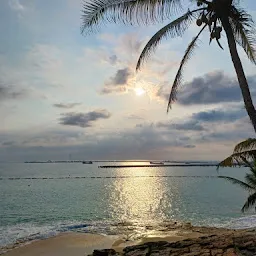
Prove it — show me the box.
[3,225,256,256]
[1,233,116,256]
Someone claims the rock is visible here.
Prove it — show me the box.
[93,249,117,256]
[89,229,256,256]
[224,248,237,256]
[211,249,223,256]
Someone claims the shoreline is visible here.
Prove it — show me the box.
[2,224,255,256]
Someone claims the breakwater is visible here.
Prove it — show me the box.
[98,164,218,168]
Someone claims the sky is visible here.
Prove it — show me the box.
[0,0,256,162]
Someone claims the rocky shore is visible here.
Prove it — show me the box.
[92,228,256,256]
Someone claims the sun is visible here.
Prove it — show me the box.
[134,87,145,96]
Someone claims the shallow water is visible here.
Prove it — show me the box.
[0,162,255,247]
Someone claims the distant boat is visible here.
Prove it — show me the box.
[150,161,164,165]
[82,161,93,164]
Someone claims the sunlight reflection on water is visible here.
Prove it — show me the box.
[107,168,179,224]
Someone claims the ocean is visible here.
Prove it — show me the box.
[1,162,256,248]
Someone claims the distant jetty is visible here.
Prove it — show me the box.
[98,164,218,168]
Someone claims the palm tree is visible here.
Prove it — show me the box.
[81,0,256,131]
[218,138,256,167]
[218,138,256,212]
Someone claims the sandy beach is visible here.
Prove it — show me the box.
[1,233,117,256]
[1,225,239,256]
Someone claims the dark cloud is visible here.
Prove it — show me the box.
[101,67,132,94]
[157,120,205,131]
[2,141,15,146]
[155,107,246,133]
[59,109,111,128]
[53,103,81,109]
[109,55,118,65]
[0,85,27,101]
[192,108,245,123]
[157,71,256,105]
[109,68,131,85]
[179,71,256,105]
[184,145,196,149]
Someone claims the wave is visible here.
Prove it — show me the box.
[222,215,256,229]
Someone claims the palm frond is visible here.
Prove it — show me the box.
[233,138,256,153]
[229,7,256,65]
[218,150,256,169]
[218,176,254,191]
[81,0,184,34]
[136,8,206,70]
[242,192,256,212]
[245,173,256,188]
[167,24,207,111]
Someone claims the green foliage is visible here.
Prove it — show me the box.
[218,139,256,168]
[219,139,256,212]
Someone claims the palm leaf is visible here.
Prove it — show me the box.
[136,8,206,70]
[218,150,256,169]
[229,7,256,65]
[242,192,256,212]
[218,176,254,192]
[81,0,184,34]
[233,138,256,153]
[245,173,256,189]
[167,24,207,111]
[240,156,255,172]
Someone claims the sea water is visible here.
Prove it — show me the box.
[1,162,255,247]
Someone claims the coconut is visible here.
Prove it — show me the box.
[196,19,202,26]
[216,31,221,40]
[211,31,216,39]
[201,14,207,23]
[216,26,223,32]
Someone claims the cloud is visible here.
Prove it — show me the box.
[157,71,256,105]
[0,124,192,161]
[1,116,252,162]
[109,55,118,65]
[0,105,254,162]
[53,103,82,109]
[0,85,27,101]
[155,107,246,133]
[179,71,256,105]
[59,109,111,128]
[157,120,204,131]
[101,67,133,94]
[2,141,16,146]
[184,145,196,149]
[8,0,24,11]
[192,108,245,123]
[127,114,144,120]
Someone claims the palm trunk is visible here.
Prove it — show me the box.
[221,16,256,132]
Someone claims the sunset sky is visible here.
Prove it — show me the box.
[1,0,256,162]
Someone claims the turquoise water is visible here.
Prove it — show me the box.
[0,162,256,247]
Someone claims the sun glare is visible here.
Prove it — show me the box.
[134,87,145,96]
